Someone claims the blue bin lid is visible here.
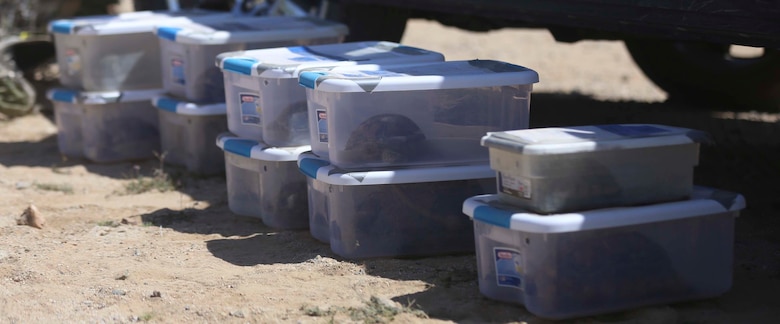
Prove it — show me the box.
[217,41,444,78]
[46,88,165,104]
[296,151,495,186]
[152,96,226,116]
[215,133,310,162]
[155,16,347,45]
[298,59,539,93]
[463,187,746,234]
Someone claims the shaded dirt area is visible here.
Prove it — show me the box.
[1,19,780,323]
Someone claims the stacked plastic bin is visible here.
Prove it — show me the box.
[296,60,540,259]
[215,41,445,230]
[46,10,224,162]
[463,124,747,319]
[151,16,348,175]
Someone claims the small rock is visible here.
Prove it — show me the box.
[15,182,30,190]
[112,289,126,296]
[229,310,245,318]
[115,271,129,280]
[150,291,161,298]
[120,218,138,225]
[17,204,45,229]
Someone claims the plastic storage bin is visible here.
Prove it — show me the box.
[462,187,745,319]
[481,124,709,214]
[48,10,224,91]
[298,60,539,170]
[298,158,496,259]
[217,41,445,146]
[156,16,348,103]
[153,96,228,175]
[297,152,332,243]
[216,133,311,229]
[48,89,84,158]
[48,88,165,163]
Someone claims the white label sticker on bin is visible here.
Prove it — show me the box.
[64,48,81,75]
[499,173,532,199]
[316,109,328,143]
[239,92,261,125]
[494,247,523,289]
[171,56,185,85]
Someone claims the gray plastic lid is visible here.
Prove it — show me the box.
[155,16,348,45]
[296,151,495,185]
[216,41,444,78]
[298,59,539,93]
[481,124,710,155]
[47,88,166,105]
[463,187,745,233]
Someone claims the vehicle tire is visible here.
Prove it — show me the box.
[624,39,780,111]
[3,40,58,116]
[325,2,410,43]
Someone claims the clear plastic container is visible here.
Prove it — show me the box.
[298,60,539,170]
[48,10,225,91]
[156,16,348,103]
[217,41,445,146]
[462,187,745,319]
[47,88,165,163]
[216,133,311,229]
[301,159,496,259]
[47,89,84,158]
[481,124,709,214]
[297,152,332,243]
[153,96,228,175]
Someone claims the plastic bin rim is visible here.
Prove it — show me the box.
[152,95,226,116]
[298,59,539,93]
[216,133,310,162]
[154,17,348,45]
[46,88,166,104]
[462,189,746,233]
[481,124,710,154]
[216,41,445,77]
[47,10,227,35]
[296,152,496,185]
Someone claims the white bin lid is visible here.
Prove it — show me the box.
[298,59,539,93]
[216,133,310,162]
[155,16,348,45]
[48,10,226,35]
[216,41,444,78]
[152,95,226,116]
[47,88,166,104]
[481,124,710,155]
[463,187,745,234]
[296,151,495,185]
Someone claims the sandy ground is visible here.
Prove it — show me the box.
[2,19,780,323]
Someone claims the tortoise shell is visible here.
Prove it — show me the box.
[343,113,426,164]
